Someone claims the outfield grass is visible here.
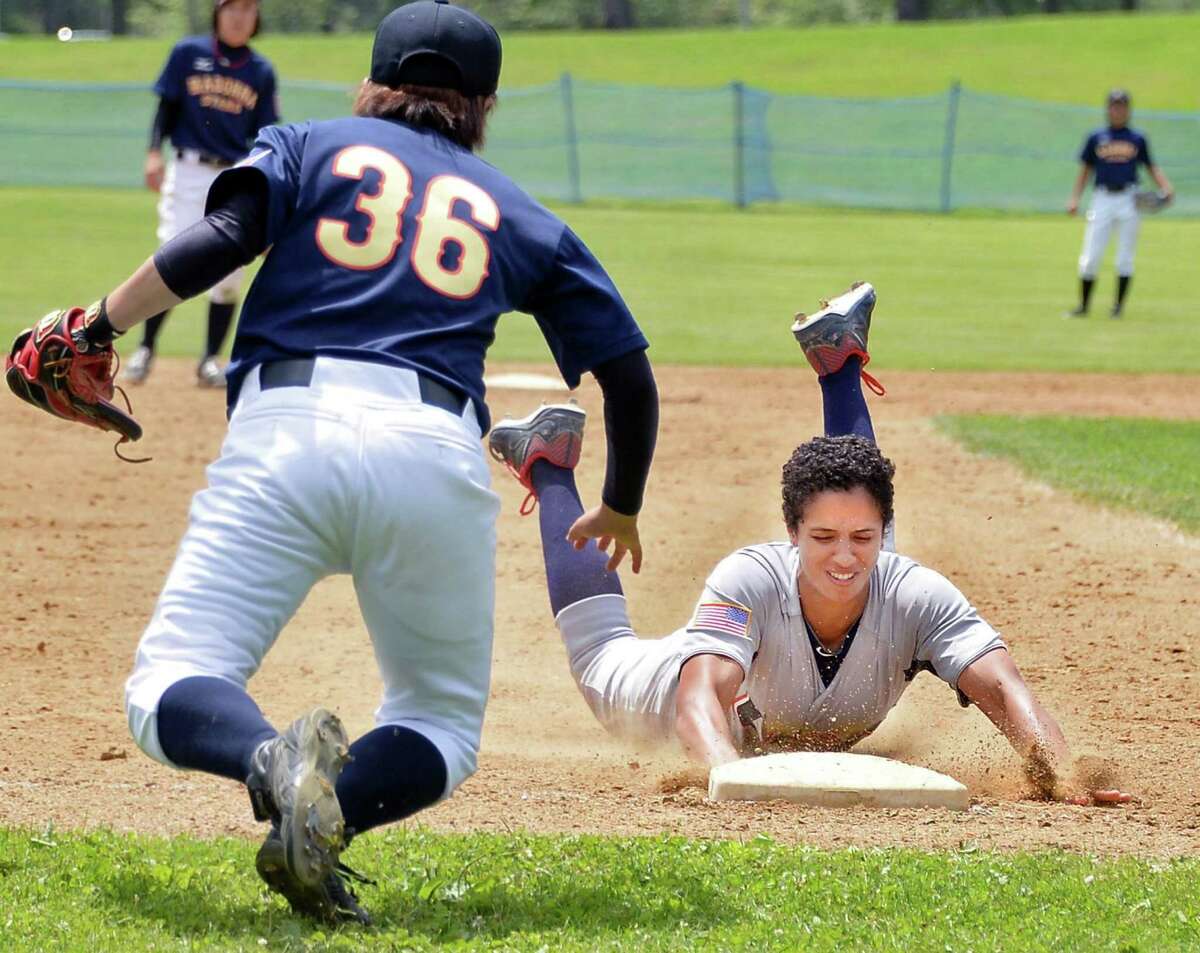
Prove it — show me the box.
[2,827,1197,951]
[938,416,1200,533]
[1,187,1196,373]
[1,14,1199,108]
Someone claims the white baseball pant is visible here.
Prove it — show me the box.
[157,155,244,304]
[124,358,500,797]
[1078,187,1141,279]
[555,593,689,744]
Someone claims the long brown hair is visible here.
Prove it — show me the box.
[353,81,496,152]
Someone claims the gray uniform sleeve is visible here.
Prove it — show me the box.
[671,550,774,677]
[906,566,1005,689]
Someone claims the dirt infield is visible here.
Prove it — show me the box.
[2,362,1198,856]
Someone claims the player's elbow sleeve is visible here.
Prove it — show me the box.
[154,220,250,301]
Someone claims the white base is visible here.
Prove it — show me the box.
[485,372,569,392]
[708,752,969,811]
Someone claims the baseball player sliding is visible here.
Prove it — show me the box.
[491,283,1130,806]
[6,1,655,925]
[130,0,279,386]
[1066,89,1173,319]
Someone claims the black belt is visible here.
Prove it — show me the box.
[1099,184,1134,193]
[176,148,233,168]
[258,358,468,416]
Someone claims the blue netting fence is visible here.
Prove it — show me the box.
[2,77,1197,214]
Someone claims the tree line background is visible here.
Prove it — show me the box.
[4,0,1194,35]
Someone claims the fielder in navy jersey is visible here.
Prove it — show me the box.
[1066,89,1174,319]
[20,0,657,925]
[223,115,646,431]
[130,0,279,387]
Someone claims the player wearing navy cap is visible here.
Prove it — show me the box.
[14,0,656,925]
[1066,90,1174,319]
[130,0,279,386]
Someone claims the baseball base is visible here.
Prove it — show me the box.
[484,372,569,392]
[708,752,969,811]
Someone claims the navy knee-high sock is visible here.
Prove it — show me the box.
[819,356,876,443]
[156,676,277,782]
[336,725,448,836]
[531,460,623,616]
[205,301,236,359]
[141,310,169,351]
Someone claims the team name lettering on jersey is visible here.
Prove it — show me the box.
[1095,140,1137,163]
[186,74,259,115]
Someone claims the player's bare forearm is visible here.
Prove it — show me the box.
[144,149,166,193]
[106,259,183,333]
[1150,165,1174,196]
[1067,164,1090,213]
[958,649,1130,804]
[957,649,1068,792]
[675,654,744,768]
[105,184,265,333]
[675,699,740,768]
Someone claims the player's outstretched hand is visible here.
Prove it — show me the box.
[1066,197,1079,216]
[567,503,642,574]
[1032,753,1134,807]
[1064,789,1135,807]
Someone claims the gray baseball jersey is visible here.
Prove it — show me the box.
[557,543,1005,750]
[676,543,1005,750]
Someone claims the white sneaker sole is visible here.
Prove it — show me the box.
[791,282,875,336]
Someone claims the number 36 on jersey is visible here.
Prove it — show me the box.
[315,144,500,300]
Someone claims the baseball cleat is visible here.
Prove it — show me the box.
[1064,306,1089,319]
[791,282,885,395]
[196,356,227,388]
[1109,305,1123,320]
[124,345,154,385]
[488,402,586,514]
[256,824,374,925]
[246,708,352,891]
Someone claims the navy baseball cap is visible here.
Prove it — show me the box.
[371,1,502,97]
[1107,89,1131,105]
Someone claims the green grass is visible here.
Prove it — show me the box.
[939,415,1200,532]
[1,187,1197,372]
[1,14,1199,107]
[2,827,1197,951]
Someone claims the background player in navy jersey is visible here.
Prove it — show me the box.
[1066,89,1174,319]
[14,0,656,924]
[129,0,279,387]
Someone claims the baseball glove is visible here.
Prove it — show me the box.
[6,305,146,460]
[1135,189,1172,213]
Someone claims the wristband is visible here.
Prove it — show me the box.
[79,298,123,349]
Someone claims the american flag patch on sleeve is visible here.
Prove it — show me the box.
[691,602,752,640]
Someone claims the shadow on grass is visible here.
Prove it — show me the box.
[94,868,276,939]
[92,851,738,945]
[371,872,738,941]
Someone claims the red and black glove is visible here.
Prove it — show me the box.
[6,303,144,455]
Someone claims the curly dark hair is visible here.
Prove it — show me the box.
[781,435,895,533]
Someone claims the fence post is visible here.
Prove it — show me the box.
[732,81,747,209]
[560,72,583,204]
[939,80,962,214]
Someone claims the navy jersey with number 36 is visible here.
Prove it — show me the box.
[217,118,647,429]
